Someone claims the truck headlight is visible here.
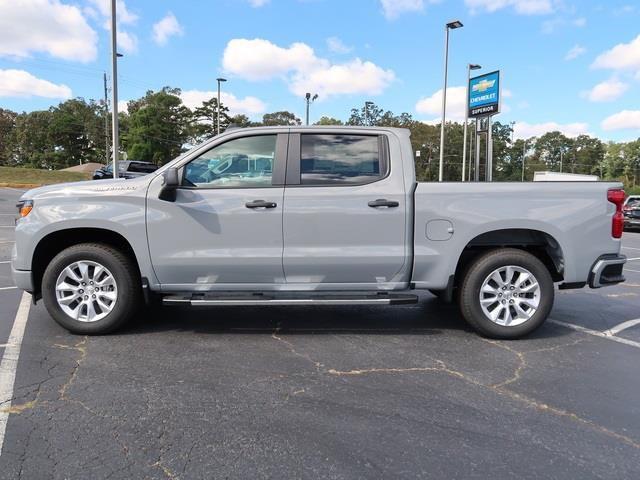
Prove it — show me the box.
[16,200,34,218]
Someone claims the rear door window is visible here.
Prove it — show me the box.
[299,134,384,186]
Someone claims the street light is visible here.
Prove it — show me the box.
[462,63,481,181]
[216,77,227,135]
[439,20,463,182]
[305,93,318,126]
[110,0,119,179]
[364,101,374,126]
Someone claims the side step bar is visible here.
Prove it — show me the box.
[163,293,419,307]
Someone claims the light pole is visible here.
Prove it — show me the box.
[462,63,481,181]
[522,138,527,182]
[305,93,318,126]
[439,20,463,182]
[110,0,119,179]
[364,101,374,126]
[216,77,227,135]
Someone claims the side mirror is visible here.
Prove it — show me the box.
[159,167,179,202]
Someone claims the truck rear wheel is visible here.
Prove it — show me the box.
[42,243,141,335]
[458,248,554,339]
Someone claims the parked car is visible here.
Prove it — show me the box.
[623,195,640,230]
[12,126,626,338]
[93,161,158,180]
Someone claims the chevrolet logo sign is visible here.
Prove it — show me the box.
[472,79,496,93]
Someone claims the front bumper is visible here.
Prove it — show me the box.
[589,254,626,288]
[11,265,33,292]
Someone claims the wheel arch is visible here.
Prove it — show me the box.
[31,228,142,301]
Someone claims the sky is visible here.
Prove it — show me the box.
[0,0,639,141]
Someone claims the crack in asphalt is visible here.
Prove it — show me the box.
[270,327,640,451]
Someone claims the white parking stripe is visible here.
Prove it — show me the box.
[626,257,640,261]
[548,319,640,349]
[0,261,10,264]
[0,242,14,245]
[622,246,640,251]
[604,318,640,336]
[0,287,17,291]
[0,293,31,454]
[624,268,640,273]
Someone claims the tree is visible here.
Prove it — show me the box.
[0,108,17,165]
[262,111,301,126]
[314,116,343,126]
[122,87,190,165]
[188,97,231,144]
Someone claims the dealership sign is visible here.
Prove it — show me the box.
[468,70,500,118]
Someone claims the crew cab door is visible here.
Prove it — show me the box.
[282,131,408,289]
[146,133,287,289]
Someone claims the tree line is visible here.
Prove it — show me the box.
[0,86,638,189]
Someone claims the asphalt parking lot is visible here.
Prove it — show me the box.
[0,186,639,479]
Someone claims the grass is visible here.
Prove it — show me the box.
[0,166,90,186]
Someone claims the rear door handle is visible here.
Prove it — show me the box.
[245,200,277,209]
[368,199,399,208]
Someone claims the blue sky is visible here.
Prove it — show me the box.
[0,0,639,141]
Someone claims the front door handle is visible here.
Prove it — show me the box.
[246,200,277,209]
[368,199,400,208]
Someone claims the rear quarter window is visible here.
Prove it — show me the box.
[300,134,384,186]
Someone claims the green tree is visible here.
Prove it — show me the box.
[314,116,343,126]
[262,111,301,126]
[122,87,190,165]
[0,108,17,165]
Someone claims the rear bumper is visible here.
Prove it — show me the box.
[589,254,626,288]
[11,265,33,292]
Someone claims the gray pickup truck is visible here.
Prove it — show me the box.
[12,126,627,338]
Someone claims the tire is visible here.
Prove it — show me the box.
[458,248,554,339]
[42,243,142,335]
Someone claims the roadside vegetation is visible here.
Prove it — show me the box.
[0,87,638,189]
[0,166,89,186]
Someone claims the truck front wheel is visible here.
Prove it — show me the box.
[458,248,554,339]
[42,243,142,334]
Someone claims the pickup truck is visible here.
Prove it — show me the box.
[12,126,627,339]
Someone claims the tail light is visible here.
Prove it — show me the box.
[607,189,625,239]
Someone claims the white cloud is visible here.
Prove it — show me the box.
[222,38,395,98]
[415,86,467,122]
[592,34,640,74]
[466,0,555,15]
[87,0,138,54]
[86,0,137,24]
[582,78,628,103]
[573,17,586,27]
[565,44,586,60]
[326,37,353,54]
[153,12,183,46]
[601,110,640,131]
[0,69,71,98]
[0,0,97,62]
[180,90,267,116]
[513,121,589,139]
[248,0,270,6]
[117,100,129,114]
[380,0,424,19]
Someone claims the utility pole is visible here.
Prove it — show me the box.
[216,78,227,135]
[103,72,109,165]
[560,150,563,173]
[510,121,515,143]
[110,0,119,179]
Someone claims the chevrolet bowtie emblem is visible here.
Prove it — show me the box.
[472,79,496,93]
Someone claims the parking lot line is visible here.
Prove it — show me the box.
[622,246,640,252]
[549,319,640,349]
[0,261,10,264]
[624,268,640,273]
[0,292,32,455]
[604,318,640,337]
[0,287,17,291]
[626,257,640,261]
